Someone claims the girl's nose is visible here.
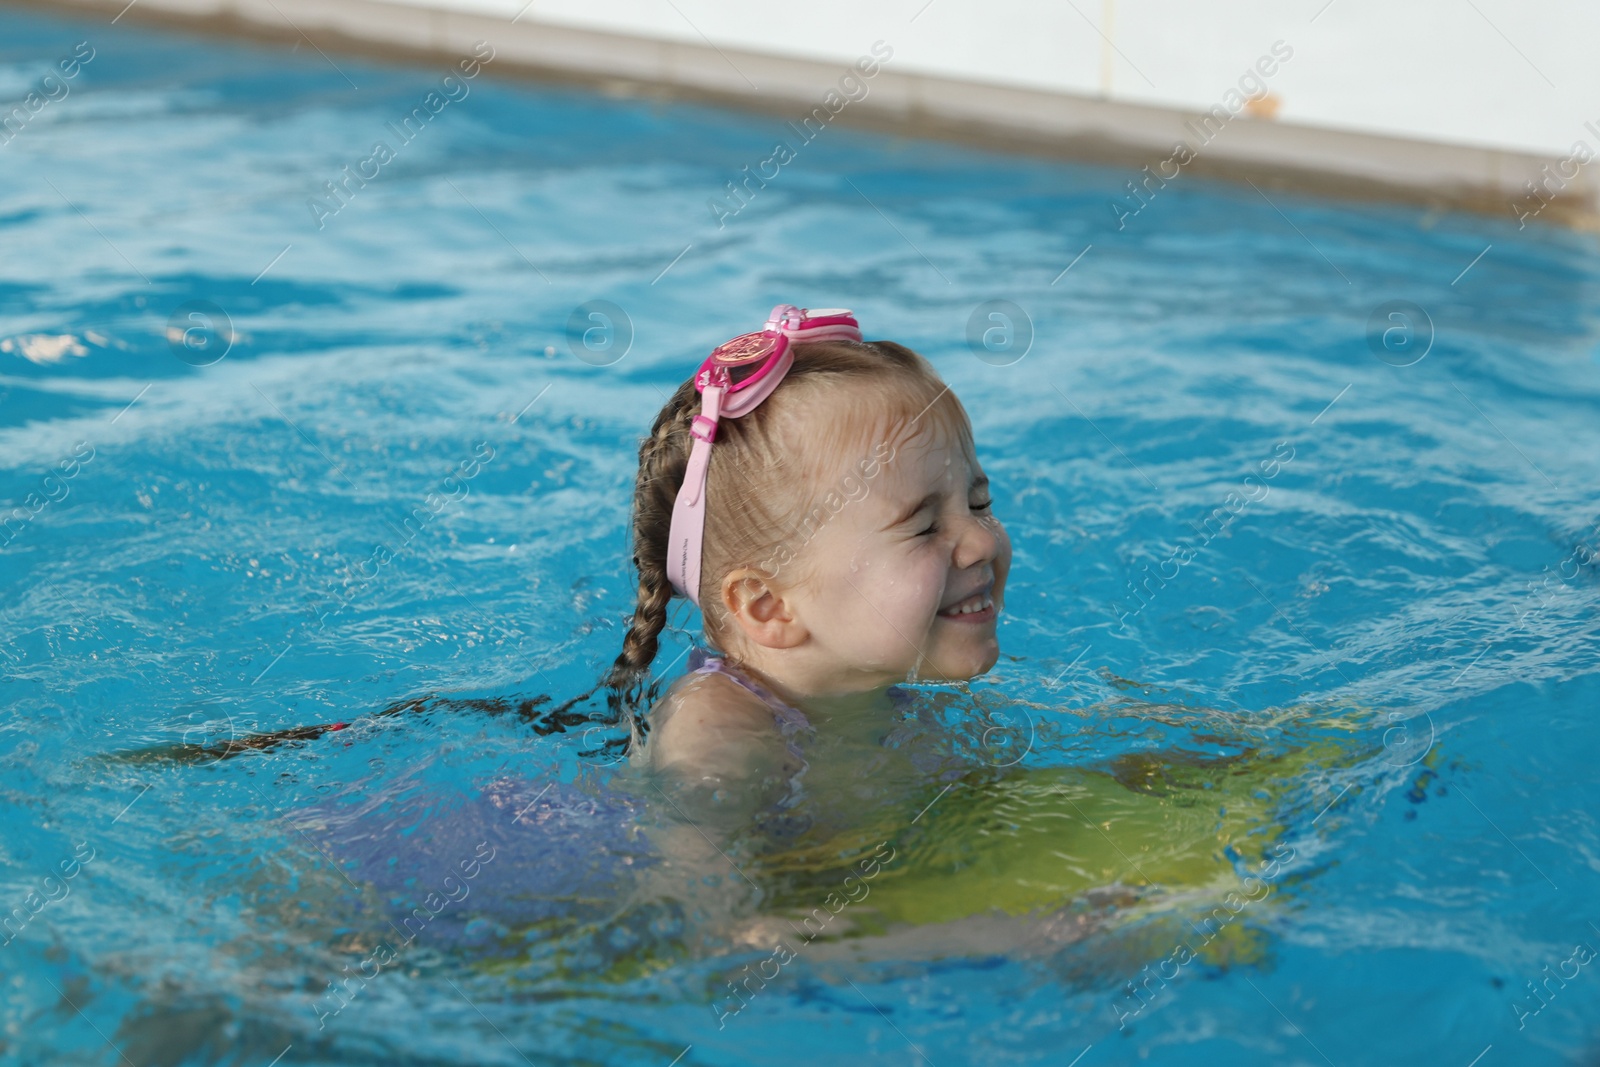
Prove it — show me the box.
[952,510,1001,571]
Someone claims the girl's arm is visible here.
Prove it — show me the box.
[629,677,803,950]
[645,673,797,831]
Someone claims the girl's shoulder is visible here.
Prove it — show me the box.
[646,659,799,782]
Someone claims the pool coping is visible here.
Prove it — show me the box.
[11,0,1598,231]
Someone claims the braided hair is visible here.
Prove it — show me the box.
[602,375,699,723]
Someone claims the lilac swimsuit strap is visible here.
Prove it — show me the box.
[686,648,919,724]
[686,647,814,740]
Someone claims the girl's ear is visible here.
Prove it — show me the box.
[720,567,808,650]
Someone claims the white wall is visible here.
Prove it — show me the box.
[381,0,1598,159]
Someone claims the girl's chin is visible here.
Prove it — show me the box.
[914,646,1000,683]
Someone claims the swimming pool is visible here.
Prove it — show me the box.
[3,6,1600,1065]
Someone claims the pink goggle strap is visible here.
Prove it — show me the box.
[665,311,862,605]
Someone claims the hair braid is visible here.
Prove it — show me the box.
[603,378,700,727]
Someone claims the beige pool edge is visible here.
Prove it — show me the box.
[12,0,1597,232]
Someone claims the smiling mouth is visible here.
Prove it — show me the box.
[938,591,995,620]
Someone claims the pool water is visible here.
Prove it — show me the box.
[3,7,1600,1065]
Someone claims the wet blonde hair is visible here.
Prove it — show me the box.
[604,338,972,716]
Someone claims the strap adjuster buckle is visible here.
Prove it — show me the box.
[690,415,719,443]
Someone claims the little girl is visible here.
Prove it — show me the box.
[599,310,1335,963]
[604,304,1011,812]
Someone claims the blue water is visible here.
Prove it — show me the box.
[3,7,1600,1065]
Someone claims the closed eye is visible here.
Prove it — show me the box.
[923,500,989,535]
[895,498,940,537]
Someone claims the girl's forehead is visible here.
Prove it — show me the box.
[822,418,980,518]
[883,401,980,470]
[882,426,981,488]
[828,389,975,463]
[776,380,980,504]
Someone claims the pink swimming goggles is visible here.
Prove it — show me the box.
[666,304,863,605]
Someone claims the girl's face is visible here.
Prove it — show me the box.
[784,415,1011,693]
